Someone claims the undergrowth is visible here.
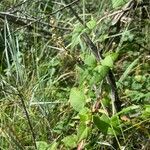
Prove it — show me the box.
[0,0,150,150]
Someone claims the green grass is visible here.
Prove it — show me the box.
[0,0,150,149]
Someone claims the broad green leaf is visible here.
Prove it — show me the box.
[36,141,48,150]
[101,53,118,68]
[77,123,89,142]
[86,19,97,30]
[93,114,110,134]
[62,135,78,148]
[69,87,86,112]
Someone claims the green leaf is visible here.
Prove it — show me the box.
[108,116,121,135]
[145,105,150,113]
[100,114,110,124]
[84,53,97,67]
[98,34,108,42]
[112,0,129,9]
[86,19,97,30]
[36,141,48,150]
[47,142,58,150]
[71,33,81,48]
[76,64,92,84]
[79,107,92,122]
[142,105,150,118]
[93,114,110,134]
[101,53,118,68]
[122,30,134,42]
[89,65,109,85]
[69,87,86,112]
[73,23,84,33]
[118,57,139,83]
[110,116,120,127]
[62,135,78,148]
[110,52,119,61]
[94,65,109,79]
[89,71,101,85]
[114,105,140,116]
[77,123,89,142]
[71,24,84,48]
[102,97,111,107]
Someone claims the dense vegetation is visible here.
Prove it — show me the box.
[0,0,150,149]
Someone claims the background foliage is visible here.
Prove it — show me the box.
[0,0,150,149]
